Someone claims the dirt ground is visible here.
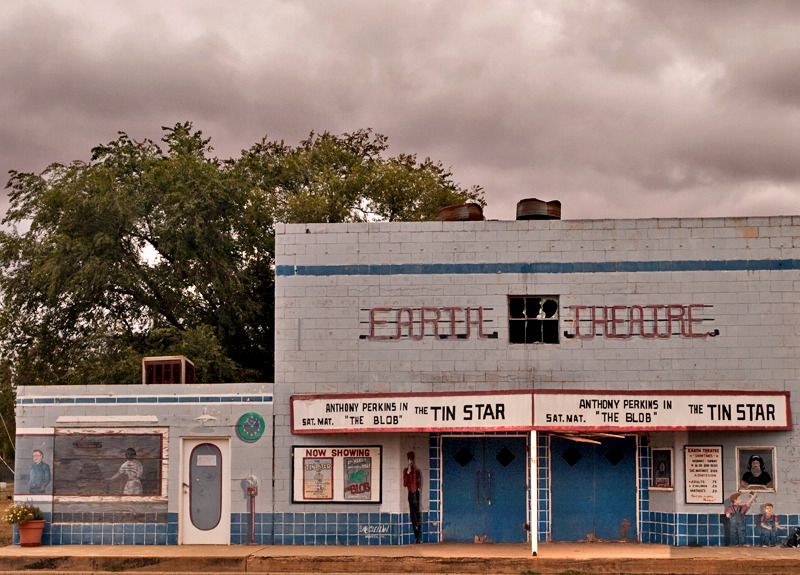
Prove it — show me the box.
[0,482,14,546]
[0,521,10,546]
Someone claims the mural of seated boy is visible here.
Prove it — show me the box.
[726,492,757,546]
[759,503,780,547]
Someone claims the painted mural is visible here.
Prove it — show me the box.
[15,435,55,495]
[737,446,776,492]
[53,432,164,496]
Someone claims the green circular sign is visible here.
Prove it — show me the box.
[237,412,265,441]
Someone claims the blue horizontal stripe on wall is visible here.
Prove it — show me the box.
[17,395,273,406]
[276,259,800,277]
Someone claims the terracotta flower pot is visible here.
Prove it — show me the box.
[17,519,45,547]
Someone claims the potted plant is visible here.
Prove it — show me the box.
[2,502,45,547]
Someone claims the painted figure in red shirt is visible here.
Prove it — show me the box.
[403,451,422,543]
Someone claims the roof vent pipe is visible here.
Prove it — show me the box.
[516,198,561,220]
[438,203,484,221]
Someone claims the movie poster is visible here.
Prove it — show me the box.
[343,457,372,500]
[302,457,333,500]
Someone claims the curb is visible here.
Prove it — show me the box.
[1,554,800,574]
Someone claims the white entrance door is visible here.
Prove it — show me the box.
[180,438,231,544]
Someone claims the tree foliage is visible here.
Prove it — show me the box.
[0,123,484,387]
[0,359,14,472]
[239,129,483,223]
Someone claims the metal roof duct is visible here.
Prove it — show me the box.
[438,203,484,221]
[516,198,561,220]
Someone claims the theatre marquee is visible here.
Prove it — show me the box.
[291,390,791,433]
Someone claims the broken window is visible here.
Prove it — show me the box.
[508,296,559,344]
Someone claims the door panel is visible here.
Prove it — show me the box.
[442,436,527,543]
[594,437,637,541]
[189,443,222,530]
[483,436,528,542]
[181,438,230,544]
[443,437,482,540]
[550,438,595,541]
[550,436,637,542]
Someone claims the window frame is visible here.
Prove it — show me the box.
[508,295,560,344]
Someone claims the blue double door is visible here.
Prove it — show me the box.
[550,435,637,542]
[442,436,528,543]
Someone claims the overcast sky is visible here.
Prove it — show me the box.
[3,1,800,222]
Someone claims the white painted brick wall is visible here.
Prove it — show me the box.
[16,383,274,515]
[275,215,800,515]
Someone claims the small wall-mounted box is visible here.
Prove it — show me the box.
[142,356,195,385]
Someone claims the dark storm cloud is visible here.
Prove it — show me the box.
[2,0,800,223]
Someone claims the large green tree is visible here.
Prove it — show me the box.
[0,359,14,474]
[0,123,484,387]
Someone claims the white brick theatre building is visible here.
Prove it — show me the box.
[13,200,800,547]
[275,202,798,548]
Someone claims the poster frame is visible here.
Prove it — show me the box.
[736,445,777,493]
[650,447,674,490]
[291,445,382,504]
[684,445,723,505]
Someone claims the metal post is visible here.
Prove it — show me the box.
[246,475,259,546]
[248,486,257,545]
[531,429,538,556]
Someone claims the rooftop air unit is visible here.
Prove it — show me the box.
[438,203,484,221]
[142,356,195,385]
[516,198,561,220]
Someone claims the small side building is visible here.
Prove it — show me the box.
[13,367,273,545]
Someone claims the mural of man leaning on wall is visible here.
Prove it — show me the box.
[27,449,51,494]
[14,436,54,496]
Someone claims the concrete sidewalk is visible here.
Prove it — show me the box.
[1,542,799,574]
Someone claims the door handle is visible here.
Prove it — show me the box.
[475,469,481,505]
[486,470,492,506]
